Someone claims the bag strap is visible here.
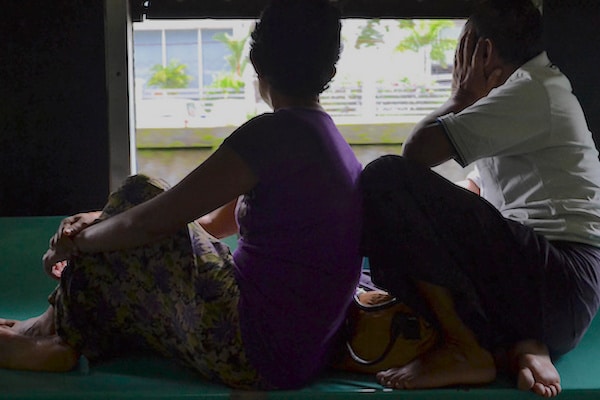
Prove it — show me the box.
[346,311,421,366]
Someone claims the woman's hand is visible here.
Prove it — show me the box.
[59,211,102,238]
[41,212,101,280]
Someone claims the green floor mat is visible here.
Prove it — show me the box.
[1,216,599,399]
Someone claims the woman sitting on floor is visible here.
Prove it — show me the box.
[0,0,363,390]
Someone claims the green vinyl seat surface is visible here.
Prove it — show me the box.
[1,216,599,399]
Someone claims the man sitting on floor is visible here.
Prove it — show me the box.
[361,0,600,397]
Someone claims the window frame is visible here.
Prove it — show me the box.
[107,0,472,189]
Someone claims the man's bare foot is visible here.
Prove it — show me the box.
[378,281,497,390]
[0,327,78,372]
[376,340,496,390]
[508,340,561,397]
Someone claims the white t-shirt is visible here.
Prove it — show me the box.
[439,52,600,247]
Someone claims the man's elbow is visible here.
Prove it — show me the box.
[401,138,418,160]
[401,127,455,167]
[401,136,433,166]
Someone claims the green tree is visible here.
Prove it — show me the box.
[214,32,249,76]
[147,60,192,89]
[355,19,386,49]
[210,72,246,92]
[353,19,459,73]
[210,32,250,92]
[395,20,457,68]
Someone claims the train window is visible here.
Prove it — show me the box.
[131,17,470,186]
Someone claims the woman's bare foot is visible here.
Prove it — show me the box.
[508,340,561,397]
[0,327,78,372]
[0,307,56,337]
[0,318,17,329]
[376,340,496,389]
[51,260,68,279]
[0,317,42,336]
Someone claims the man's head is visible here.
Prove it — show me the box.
[469,0,544,67]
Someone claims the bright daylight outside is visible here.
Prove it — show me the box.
[132,18,469,187]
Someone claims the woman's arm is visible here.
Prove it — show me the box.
[48,211,103,252]
[198,197,239,239]
[43,145,256,270]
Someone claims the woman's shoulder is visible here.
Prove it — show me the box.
[224,113,276,143]
[237,112,276,130]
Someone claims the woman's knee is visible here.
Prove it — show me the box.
[101,174,167,218]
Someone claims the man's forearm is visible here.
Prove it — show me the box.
[411,95,476,136]
[402,96,473,167]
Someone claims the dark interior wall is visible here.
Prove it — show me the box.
[0,1,110,216]
[0,1,598,216]
[544,0,600,148]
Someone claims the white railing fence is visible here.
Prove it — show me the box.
[319,80,451,118]
[137,77,451,127]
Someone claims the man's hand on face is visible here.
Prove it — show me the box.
[451,25,504,108]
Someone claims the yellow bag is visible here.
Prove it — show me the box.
[335,289,439,374]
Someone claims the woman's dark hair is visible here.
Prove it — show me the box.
[250,0,341,98]
[470,0,544,66]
